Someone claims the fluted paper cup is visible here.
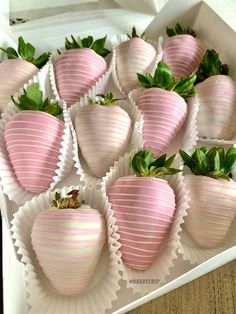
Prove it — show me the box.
[11,185,121,314]
[0,72,73,205]
[101,152,190,295]
[68,71,144,187]
[110,34,163,95]
[49,47,113,107]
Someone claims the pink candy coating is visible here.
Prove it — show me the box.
[108,175,176,270]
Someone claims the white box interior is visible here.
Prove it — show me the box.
[1,1,236,313]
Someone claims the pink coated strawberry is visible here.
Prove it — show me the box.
[116,27,156,94]
[54,35,110,107]
[31,190,106,295]
[0,36,50,112]
[4,83,63,193]
[108,150,180,270]
[180,147,236,248]
[136,61,196,155]
[163,23,205,79]
[74,93,132,177]
[193,50,234,140]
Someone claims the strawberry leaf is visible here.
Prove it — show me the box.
[137,73,151,88]
[195,148,209,173]
[22,42,35,61]
[179,150,195,169]
[91,36,110,57]
[165,154,176,167]
[149,154,166,169]
[0,47,18,59]
[224,153,236,174]
[225,147,236,158]
[153,62,173,89]
[42,102,62,116]
[172,74,197,99]
[166,27,176,37]
[17,36,25,57]
[213,151,221,171]
[24,83,43,105]
[136,157,149,176]
[17,95,39,110]
[32,53,50,68]
[82,36,93,48]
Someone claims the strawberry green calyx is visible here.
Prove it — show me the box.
[0,36,50,69]
[179,147,236,180]
[64,35,110,58]
[11,83,62,116]
[127,26,147,41]
[166,22,196,38]
[88,92,124,106]
[130,149,181,177]
[52,190,84,209]
[137,61,196,100]
[196,49,229,83]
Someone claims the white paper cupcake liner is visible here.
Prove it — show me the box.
[11,185,122,314]
[0,70,74,205]
[101,152,190,295]
[110,34,163,95]
[49,48,113,104]
[128,89,199,160]
[68,72,144,187]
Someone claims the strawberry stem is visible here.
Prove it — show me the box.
[137,61,196,100]
[11,83,62,116]
[179,147,236,180]
[130,149,181,177]
[88,92,125,106]
[0,36,50,68]
[196,49,229,83]
[52,190,84,209]
[166,22,196,38]
[127,26,147,41]
[64,35,110,58]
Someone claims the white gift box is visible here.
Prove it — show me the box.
[1,1,236,313]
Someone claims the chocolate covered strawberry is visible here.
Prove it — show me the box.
[0,36,50,111]
[74,92,132,177]
[136,61,196,155]
[193,49,235,139]
[116,27,157,94]
[4,83,63,193]
[31,190,106,295]
[108,150,180,270]
[54,35,110,107]
[180,147,236,248]
[163,23,205,79]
